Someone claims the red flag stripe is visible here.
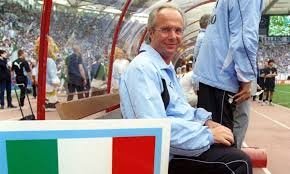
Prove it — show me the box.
[113,136,156,174]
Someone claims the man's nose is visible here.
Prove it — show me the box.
[168,29,179,38]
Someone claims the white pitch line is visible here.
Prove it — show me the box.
[243,142,272,174]
[252,109,290,130]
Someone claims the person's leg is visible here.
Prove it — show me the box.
[0,81,6,108]
[258,81,264,101]
[197,83,217,118]
[76,85,84,99]
[197,83,235,131]
[258,91,263,101]
[67,83,75,101]
[84,81,90,98]
[252,95,256,101]
[18,82,27,107]
[262,88,269,104]
[214,88,235,131]
[32,83,37,98]
[169,145,252,174]
[269,82,275,105]
[6,80,13,107]
[269,91,274,105]
[233,100,250,149]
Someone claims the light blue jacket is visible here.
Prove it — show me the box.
[194,0,264,93]
[119,44,214,157]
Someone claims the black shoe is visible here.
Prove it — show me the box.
[8,105,17,108]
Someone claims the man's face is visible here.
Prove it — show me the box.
[149,8,184,63]
[268,62,274,67]
[1,52,7,58]
[20,52,26,59]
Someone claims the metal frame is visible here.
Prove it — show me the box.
[37,0,53,120]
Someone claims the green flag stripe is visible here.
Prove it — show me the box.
[6,140,59,174]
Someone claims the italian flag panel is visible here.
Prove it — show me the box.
[6,136,155,174]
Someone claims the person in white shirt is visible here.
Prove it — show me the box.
[180,61,197,107]
[111,48,129,93]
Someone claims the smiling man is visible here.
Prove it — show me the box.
[119,3,252,174]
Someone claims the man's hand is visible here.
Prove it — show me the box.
[205,120,221,129]
[83,79,87,86]
[234,82,251,104]
[210,125,234,146]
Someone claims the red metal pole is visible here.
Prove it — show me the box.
[105,0,132,113]
[37,0,52,120]
[106,0,132,94]
[183,29,200,39]
[187,19,199,27]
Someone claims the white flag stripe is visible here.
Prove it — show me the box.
[58,138,112,174]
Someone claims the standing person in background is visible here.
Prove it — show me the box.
[0,50,17,109]
[111,47,129,93]
[192,14,211,63]
[90,58,107,96]
[192,14,211,93]
[258,60,268,103]
[263,59,277,106]
[119,4,252,174]
[180,61,198,107]
[66,45,87,101]
[82,60,90,98]
[0,50,8,109]
[194,0,264,149]
[34,36,60,108]
[11,49,32,107]
[31,59,37,99]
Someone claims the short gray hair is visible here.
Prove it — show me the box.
[199,14,211,29]
[147,3,185,30]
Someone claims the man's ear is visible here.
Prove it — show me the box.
[148,28,154,36]
[148,28,154,42]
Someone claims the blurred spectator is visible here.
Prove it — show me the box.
[112,48,129,93]
[180,62,197,107]
[66,45,87,101]
[31,59,37,99]
[0,49,17,108]
[11,49,31,107]
[192,14,211,92]
[35,36,60,108]
[0,49,8,109]
[91,58,107,96]
[263,59,277,106]
[192,14,211,63]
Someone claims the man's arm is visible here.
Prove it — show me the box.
[24,61,32,81]
[78,57,87,85]
[230,0,263,103]
[120,64,233,156]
